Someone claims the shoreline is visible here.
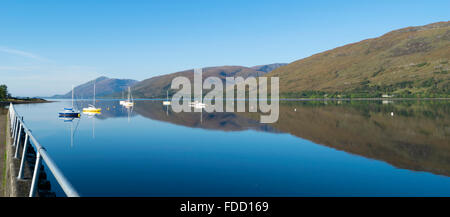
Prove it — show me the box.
[276,97,450,101]
[0,99,51,105]
[50,97,450,101]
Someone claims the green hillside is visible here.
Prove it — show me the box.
[268,21,450,98]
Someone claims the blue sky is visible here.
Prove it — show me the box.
[1,0,449,96]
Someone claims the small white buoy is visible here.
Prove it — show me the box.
[390,112,394,116]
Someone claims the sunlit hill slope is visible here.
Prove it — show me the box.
[269,21,450,98]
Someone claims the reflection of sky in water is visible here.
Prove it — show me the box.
[13,100,450,196]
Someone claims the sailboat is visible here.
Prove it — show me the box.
[189,87,205,109]
[119,91,126,105]
[191,100,205,109]
[123,87,134,107]
[126,105,133,123]
[83,82,102,113]
[189,68,206,109]
[59,85,81,118]
[163,90,171,105]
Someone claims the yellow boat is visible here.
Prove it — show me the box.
[83,106,102,113]
[123,102,134,107]
[82,83,102,113]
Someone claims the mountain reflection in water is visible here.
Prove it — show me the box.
[125,100,449,177]
[8,99,450,196]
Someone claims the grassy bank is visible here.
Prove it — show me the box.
[0,108,7,196]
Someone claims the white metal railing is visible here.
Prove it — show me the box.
[8,103,80,197]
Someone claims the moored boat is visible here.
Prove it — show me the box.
[163,90,171,105]
[59,85,80,118]
[59,108,81,117]
[122,87,134,108]
[83,82,102,113]
[83,105,102,113]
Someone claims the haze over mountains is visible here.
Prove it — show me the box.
[53,21,450,99]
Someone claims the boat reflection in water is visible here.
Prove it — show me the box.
[58,116,80,148]
[125,105,133,123]
[83,111,101,139]
[60,105,102,147]
[57,99,450,177]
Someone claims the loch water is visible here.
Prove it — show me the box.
[12,99,450,196]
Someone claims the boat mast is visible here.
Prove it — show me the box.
[128,87,131,102]
[93,82,96,106]
[72,85,74,109]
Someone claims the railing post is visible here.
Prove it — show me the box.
[9,106,13,130]
[17,133,29,180]
[13,123,22,148]
[14,124,23,157]
[12,117,18,139]
[14,119,19,141]
[9,113,12,133]
[9,104,14,133]
[13,121,18,146]
[10,114,14,134]
[29,151,42,197]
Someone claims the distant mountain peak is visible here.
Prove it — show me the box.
[251,63,288,73]
[52,76,138,98]
[95,76,110,81]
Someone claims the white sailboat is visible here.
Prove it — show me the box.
[189,90,206,109]
[123,87,134,107]
[189,69,205,109]
[119,91,126,105]
[83,82,101,113]
[189,100,205,109]
[163,90,171,105]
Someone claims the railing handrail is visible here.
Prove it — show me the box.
[9,103,80,197]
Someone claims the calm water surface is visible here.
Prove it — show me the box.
[13,99,450,196]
